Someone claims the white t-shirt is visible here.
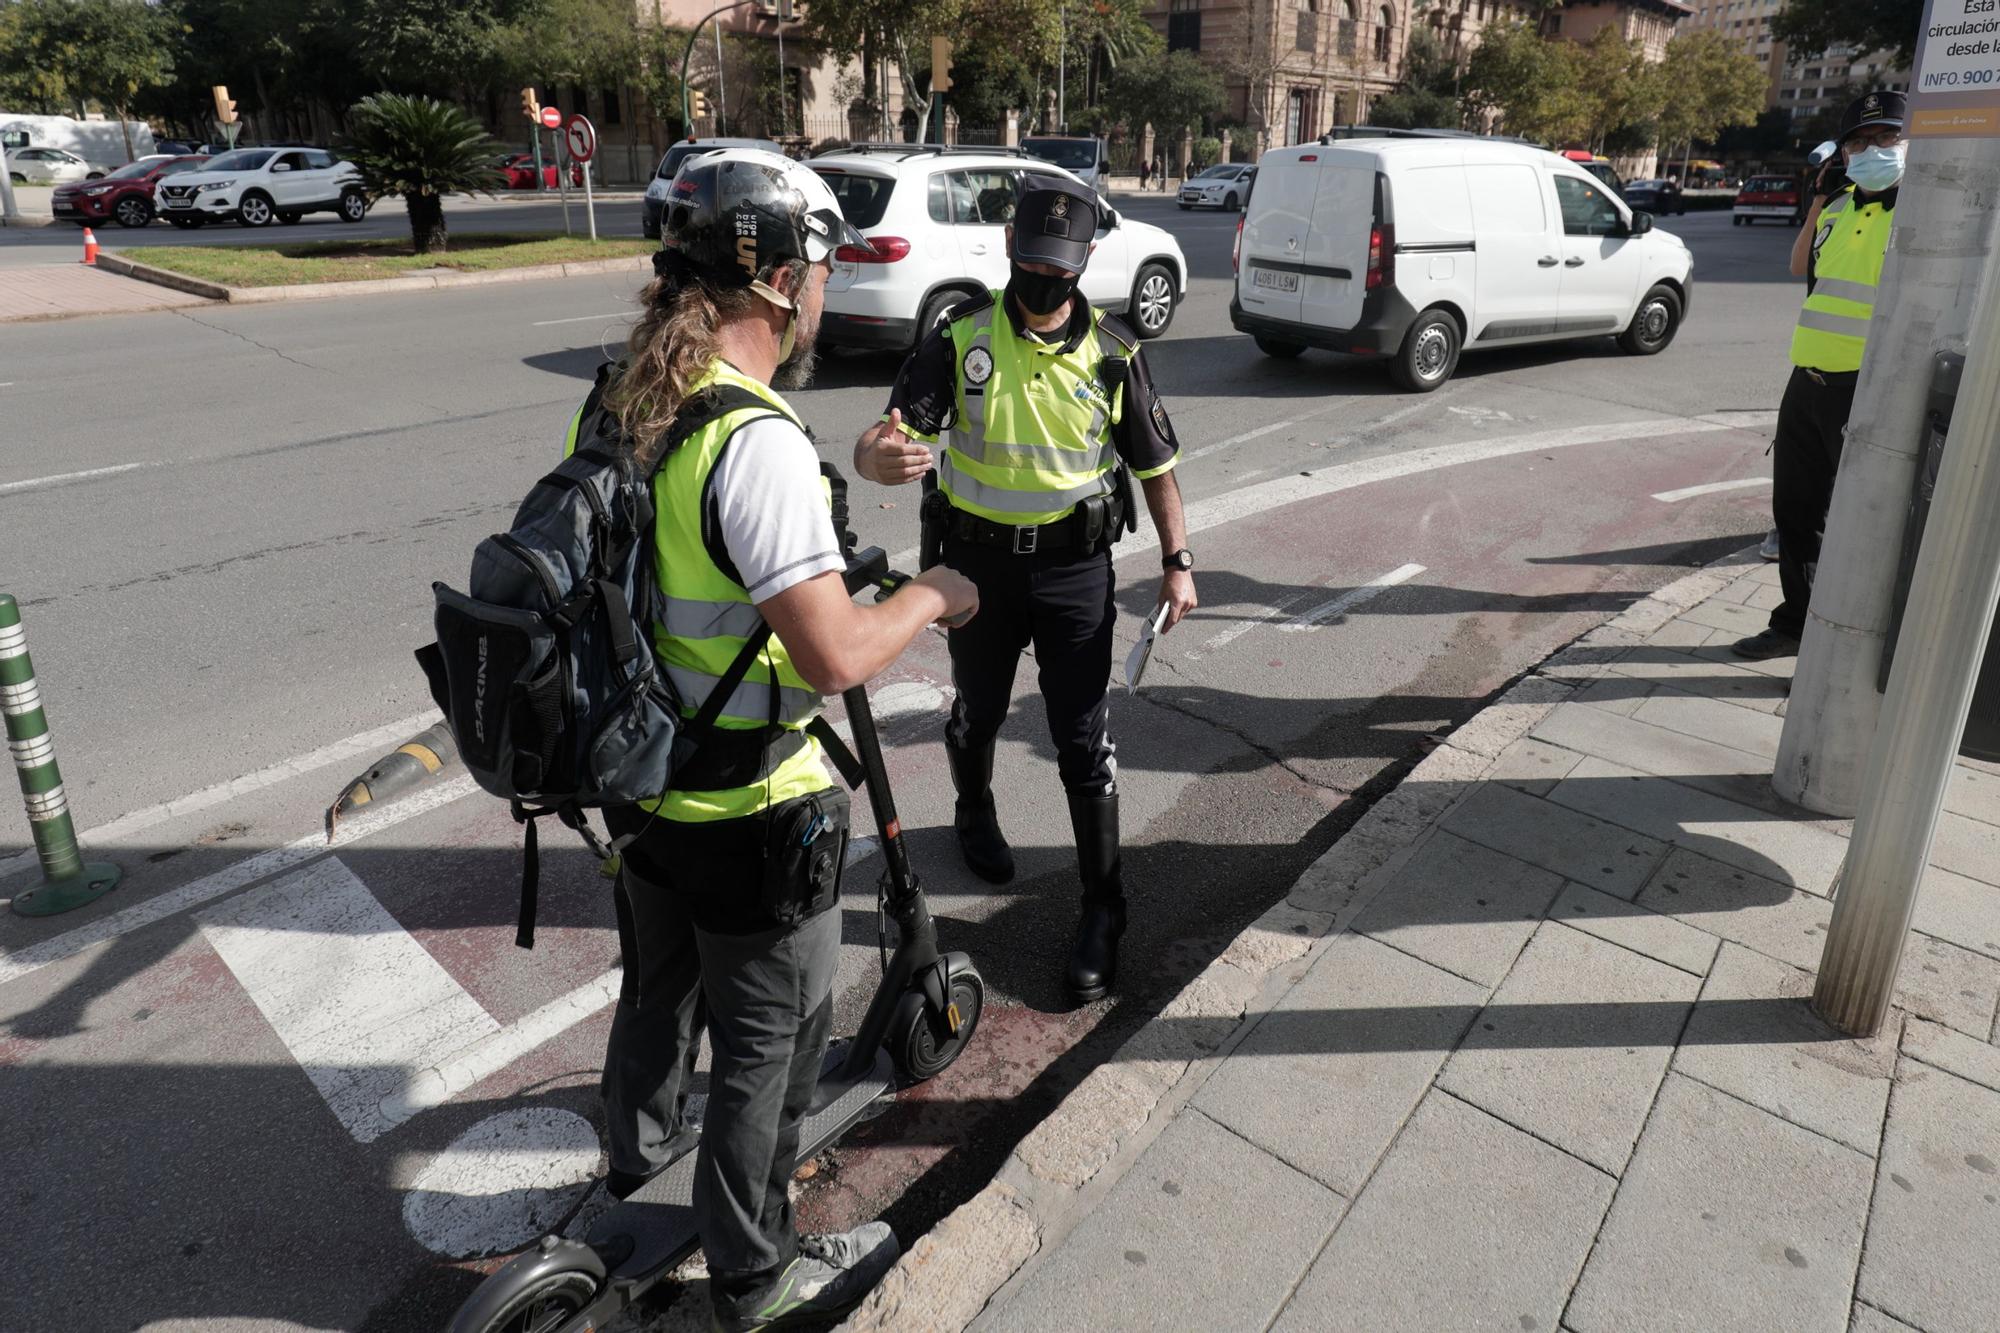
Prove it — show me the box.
[709,415,845,603]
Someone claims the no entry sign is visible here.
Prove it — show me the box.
[539,105,562,130]
[564,114,597,164]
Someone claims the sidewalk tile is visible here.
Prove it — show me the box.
[1352,831,1565,986]
[1711,574,1759,605]
[1928,809,2000,888]
[1910,864,2000,963]
[982,1110,1345,1333]
[1857,1063,2000,1333]
[1638,847,1825,968]
[1567,1074,1872,1333]
[1850,1302,1922,1332]
[1901,1017,2000,1098]
[1439,922,1699,1174]
[1944,763,2000,829]
[1572,677,1650,716]
[1192,931,1485,1195]
[1548,882,1720,977]
[1272,1093,1613,1333]
[1488,736,1586,796]
[1680,597,1771,638]
[1440,781,1667,901]
[1674,944,1896,1155]
[1644,617,1719,649]
[1548,757,1848,893]
[1630,691,1786,760]
[1889,934,2000,1040]
[1745,583,1785,612]
[1605,648,1792,714]
[1532,701,1789,816]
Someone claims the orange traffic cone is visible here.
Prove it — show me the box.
[80,227,98,266]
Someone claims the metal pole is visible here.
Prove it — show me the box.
[531,127,547,194]
[1777,138,2000,813]
[2,594,120,917]
[0,140,19,222]
[555,135,573,236]
[583,159,597,241]
[1811,255,2000,1038]
[777,21,788,140]
[1058,3,1066,132]
[715,19,728,137]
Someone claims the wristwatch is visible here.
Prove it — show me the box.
[1162,548,1195,572]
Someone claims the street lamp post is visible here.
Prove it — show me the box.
[680,0,755,138]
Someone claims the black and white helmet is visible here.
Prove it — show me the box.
[660,148,866,286]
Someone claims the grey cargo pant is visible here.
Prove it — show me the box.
[601,803,842,1288]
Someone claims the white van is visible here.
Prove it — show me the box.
[1,113,156,175]
[1021,136,1107,195]
[1231,137,1693,391]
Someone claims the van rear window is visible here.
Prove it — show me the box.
[810,170,896,228]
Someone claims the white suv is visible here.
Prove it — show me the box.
[808,145,1189,352]
[155,146,367,228]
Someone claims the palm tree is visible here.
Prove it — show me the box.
[337,93,504,255]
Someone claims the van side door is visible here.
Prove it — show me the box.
[1464,161,1564,343]
[1552,172,1646,336]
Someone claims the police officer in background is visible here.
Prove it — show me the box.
[1732,90,1905,660]
[853,178,1197,1003]
[582,150,978,1330]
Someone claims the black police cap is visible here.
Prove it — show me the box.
[1839,90,1906,141]
[1012,178,1098,275]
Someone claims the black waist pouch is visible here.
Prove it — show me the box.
[762,788,850,927]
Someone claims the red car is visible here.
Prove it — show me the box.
[51,154,209,228]
[495,153,580,189]
[1733,174,1804,227]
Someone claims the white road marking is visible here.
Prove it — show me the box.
[531,310,632,326]
[402,1108,601,1258]
[871,679,946,720]
[1279,563,1427,632]
[1185,585,1322,662]
[0,774,478,990]
[1651,477,1772,503]
[1187,417,1299,461]
[0,461,157,495]
[0,707,442,882]
[197,856,500,1143]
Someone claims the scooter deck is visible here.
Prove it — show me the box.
[588,1045,896,1289]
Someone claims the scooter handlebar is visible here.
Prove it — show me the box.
[843,545,914,601]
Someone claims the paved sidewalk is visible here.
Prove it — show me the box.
[0,260,209,321]
[849,551,2000,1333]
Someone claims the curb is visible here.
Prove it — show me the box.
[838,544,1764,1332]
[0,215,57,229]
[95,251,651,305]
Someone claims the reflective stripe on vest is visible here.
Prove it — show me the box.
[938,294,1123,526]
[1791,188,1892,374]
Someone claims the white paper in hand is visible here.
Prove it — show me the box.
[1124,603,1170,695]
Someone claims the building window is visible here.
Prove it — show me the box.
[1168,0,1202,52]
[1374,6,1393,62]
[1338,0,1356,56]
[1297,0,1316,52]
[600,87,622,126]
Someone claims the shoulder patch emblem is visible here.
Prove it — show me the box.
[1150,396,1169,435]
[963,346,994,385]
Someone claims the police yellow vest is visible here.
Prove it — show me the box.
[1791,187,1894,374]
[936,294,1132,527]
[565,361,831,822]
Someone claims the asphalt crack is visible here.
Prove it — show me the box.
[172,308,325,372]
[1140,656,1351,796]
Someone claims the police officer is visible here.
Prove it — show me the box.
[577,149,978,1331]
[853,178,1197,1002]
[1732,90,1905,660]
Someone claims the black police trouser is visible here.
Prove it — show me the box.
[942,536,1117,796]
[601,802,841,1295]
[1768,365,1859,639]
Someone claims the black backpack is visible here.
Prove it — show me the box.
[417,367,806,947]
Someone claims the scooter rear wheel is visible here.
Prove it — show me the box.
[454,1265,599,1333]
[890,955,985,1084]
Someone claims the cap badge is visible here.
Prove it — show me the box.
[1050,194,1069,219]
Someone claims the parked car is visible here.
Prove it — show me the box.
[1232,136,1693,392]
[806,144,1188,350]
[642,137,787,238]
[1020,136,1109,195]
[7,146,95,185]
[1621,178,1685,215]
[1733,174,1805,227]
[494,152,580,190]
[52,154,208,228]
[1178,162,1256,212]
[155,146,367,228]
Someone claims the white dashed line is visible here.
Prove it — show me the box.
[1652,477,1772,503]
[0,461,157,495]
[1279,563,1427,632]
[531,311,633,326]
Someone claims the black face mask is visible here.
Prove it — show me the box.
[1008,264,1080,317]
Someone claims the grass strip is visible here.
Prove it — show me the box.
[130,232,653,287]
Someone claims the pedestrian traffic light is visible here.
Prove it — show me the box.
[520,87,540,123]
[931,37,954,93]
[211,85,237,126]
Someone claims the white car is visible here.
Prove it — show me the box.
[1178,162,1255,212]
[808,145,1189,351]
[7,146,95,185]
[1233,136,1693,392]
[155,146,367,228]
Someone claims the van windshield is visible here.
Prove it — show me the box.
[1022,138,1098,171]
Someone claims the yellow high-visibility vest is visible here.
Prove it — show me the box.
[1791,187,1894,374]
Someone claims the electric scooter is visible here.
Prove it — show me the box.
[447,546,985,1333]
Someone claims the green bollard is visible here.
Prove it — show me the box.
[2,594,120,916]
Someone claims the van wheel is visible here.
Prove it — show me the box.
[1618,284,1682,356]
[1390,310,1459,392]
[1254,336,1305,360]
[1129,263,1176,338]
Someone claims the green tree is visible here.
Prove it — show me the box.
[0,0,180,159]
[803,0,1061,140]
[1572,27,1649,152]
[1368,25,1463,129]
[1102,48,1224,140]
[1651,30,1767,166]
[337,92,504,253]
[1772,0,1922,65]
[1463,20,1587,144]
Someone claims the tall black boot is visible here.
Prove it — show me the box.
[948,740,1015,884]
[1065,790,1127,1003]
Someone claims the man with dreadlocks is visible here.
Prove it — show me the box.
[565,149,978,1331]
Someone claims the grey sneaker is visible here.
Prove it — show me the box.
[712,1222,901,1331]
[1759,530,1781,561]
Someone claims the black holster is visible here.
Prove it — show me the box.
[919,476,949,571]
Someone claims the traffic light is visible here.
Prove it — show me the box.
[690,88,709,121]
[930,36,954,93]
[520,87,540,123]
[211,84,237,126]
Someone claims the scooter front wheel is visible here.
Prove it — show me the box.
[447,1239,605,1333]
[890,954,984,1084]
